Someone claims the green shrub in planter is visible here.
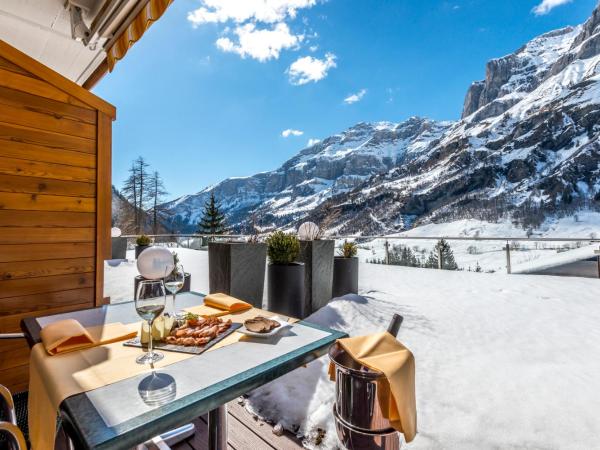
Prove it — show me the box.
[266,231,300,265]
[135,234,152,259]
[340,240,358,258]
[136,234,152,246]
[266,231,304,318]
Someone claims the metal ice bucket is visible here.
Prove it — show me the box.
[333,407,400,450]
[328,342,392,432]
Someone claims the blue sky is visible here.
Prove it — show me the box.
[94,0,598,200]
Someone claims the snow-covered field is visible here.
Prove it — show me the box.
[354,214,600,273]
[106,248,600,449]
[247,264,600,450]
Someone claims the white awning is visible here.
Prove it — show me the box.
[0,0,172,88]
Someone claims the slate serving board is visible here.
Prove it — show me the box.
[123,323,242,355]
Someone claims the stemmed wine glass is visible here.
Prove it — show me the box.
[164,262,185,319]
[135,280,166,364]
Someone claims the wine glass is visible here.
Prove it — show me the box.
[164,263,185,319]
[135,280,166,364]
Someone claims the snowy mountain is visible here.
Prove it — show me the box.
[162,118,451,231]
[163,3,600,234]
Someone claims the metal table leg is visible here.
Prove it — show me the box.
[208,405,227,450]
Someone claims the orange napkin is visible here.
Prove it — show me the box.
[40,319,137,355]
[203,293,252,315]
[329,332,417,442]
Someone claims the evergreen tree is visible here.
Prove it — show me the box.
[402,246,419,267]
[424,251,438,269]
[197,192,227,235]
[388,245,419,267]
[425,239,458,270]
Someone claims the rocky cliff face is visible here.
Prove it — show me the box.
[462,26,580,119]
[163,3,600,234]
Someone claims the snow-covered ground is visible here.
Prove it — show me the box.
[247,264,600,450]
[354,213,600,273]
[105,248,600,449]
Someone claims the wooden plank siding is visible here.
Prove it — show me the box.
[0,40,114,391]
[0,122,97,154]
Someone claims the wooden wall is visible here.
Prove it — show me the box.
[0,41,115,392]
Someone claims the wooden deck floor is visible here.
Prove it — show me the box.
[172,401,304,450]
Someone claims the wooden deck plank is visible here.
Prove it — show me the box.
[228,402,303,450]
[176,416,235,450]
[171,402,303,450]
[227,413,276,450]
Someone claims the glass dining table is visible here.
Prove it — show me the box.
[21,291,346,450]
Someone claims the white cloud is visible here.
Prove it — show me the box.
[307,138,321,146]
[188,0,317,26]
[532,0,572,15]
[343,88,367,104]
[282,129,304,137]
[287,53,337,85]
[216,23,302,61]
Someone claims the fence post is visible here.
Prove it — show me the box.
[384,240,390,265]
[437,245,443,270]
[505,242,512,274]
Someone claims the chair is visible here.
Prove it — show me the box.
[0,384,28,450]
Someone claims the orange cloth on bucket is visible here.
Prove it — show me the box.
[329,332,417,442]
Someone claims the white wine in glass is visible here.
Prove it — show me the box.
[164,263,185,319]
[135,280,166,364]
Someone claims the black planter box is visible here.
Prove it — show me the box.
[135,244,151,259]
[332,257,359,298]
[267,262,305,319]
[111,237,127,259]
[134,273,191,299]
[208,242,267,308]
[297,240,334,316]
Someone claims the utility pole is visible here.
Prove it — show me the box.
[505,242,512,274]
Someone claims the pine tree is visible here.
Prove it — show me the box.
[197,192,227,235]
[425,239,458,270]
[424,251,438,269]
[388,245,419,267]
[401,246,419,267]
